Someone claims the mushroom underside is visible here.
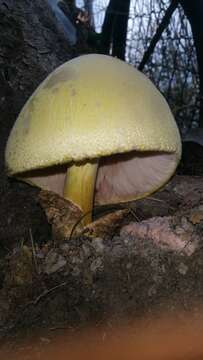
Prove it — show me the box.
[18,150,177,207]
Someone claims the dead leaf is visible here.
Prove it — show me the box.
[189,210,203,224]
[82,209,130,239]
[38,190,83,240]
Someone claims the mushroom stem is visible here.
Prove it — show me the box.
[63,160,98,225]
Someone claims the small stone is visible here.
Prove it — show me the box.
[40,337,51,344]
[71,267,81,277]
[181,217,193,231]
[148,285,157,297]
[90,258,103,273]
[178,262,188,275]
[91,238,105,254]
[45,251,66,274]
[60,243,70,254]
[82,244,91,258]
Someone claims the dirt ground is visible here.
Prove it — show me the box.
[1,165,203,342]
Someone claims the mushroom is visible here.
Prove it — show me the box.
[5,54,181,225]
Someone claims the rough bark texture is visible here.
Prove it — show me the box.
[179,0,203,127]
[0,0,87,250]
[0,0,75,165]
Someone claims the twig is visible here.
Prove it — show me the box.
[138,0,179,71]
[29,227,39,275]
[2,282,68,336]
[128,207,140,222]
[26,282,67,307]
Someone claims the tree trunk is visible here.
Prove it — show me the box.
[179,0,203,127]
[0,0,81,248]
[100,0,116,55]
[111,0,130,60]
[101,0,130,60]
[0,0,76,165]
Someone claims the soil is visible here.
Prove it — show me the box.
[1,173,203,342]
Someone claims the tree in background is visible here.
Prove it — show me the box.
[98,0,203,129]
[179,0,203,127]
[101,0,131,60]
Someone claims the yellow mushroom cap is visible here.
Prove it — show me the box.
[5,54,181,205]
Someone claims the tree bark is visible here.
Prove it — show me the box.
[111,0,130,60]
[100,0,116,55]
[0,0,75,169]
[0,0,82,248]
[179,0,203,127]
[101,0,130,60]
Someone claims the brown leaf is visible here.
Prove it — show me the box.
[38,190,83,240]
[189,210,203,224]
[38,190,130,241]
[82,209,130,239]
